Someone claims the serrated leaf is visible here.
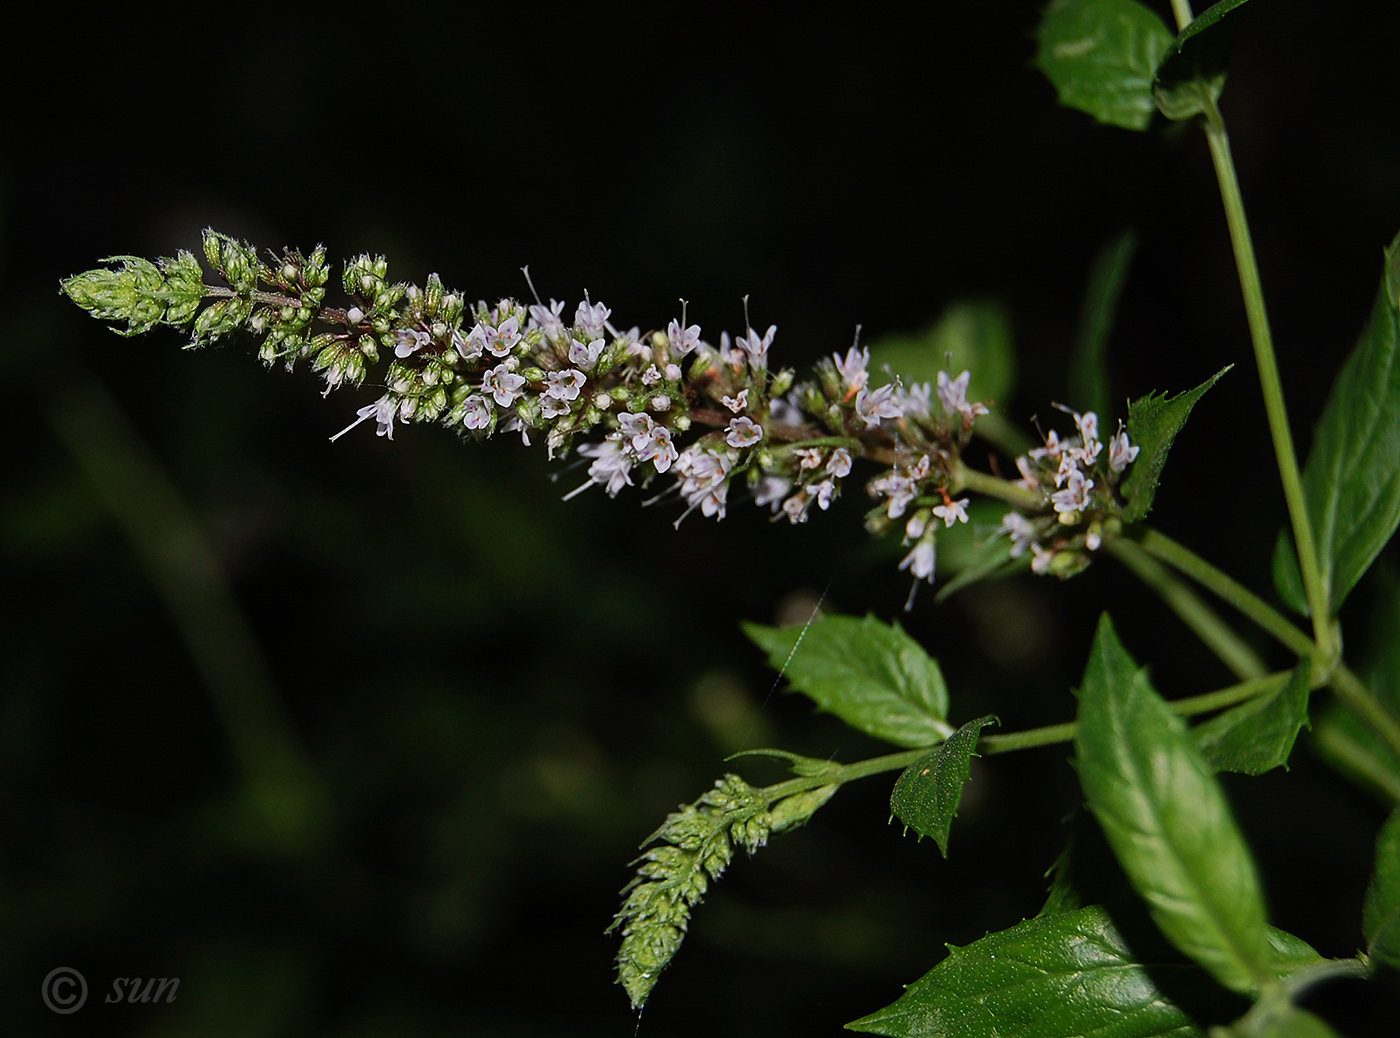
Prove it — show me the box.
[1277,229,1400,617]
[1363,808,1400,971]
[890,715,997,856]
[1120,366,1231,523]
[743,613,950,748]
[1152,0,1254,122]
[868,298,1016,407]
[1075,614,1271,993]
[846,904,1205,1038]
[1194,664,1312,775]
[1071,230,1139,423]
[1034,0,1175,131]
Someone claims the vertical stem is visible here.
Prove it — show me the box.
[1169,0,1194,32]
[1200,99,1334,657]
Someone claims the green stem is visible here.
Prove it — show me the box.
[759,672,1294,797]
[1107,537,1267,681]
[1169,0,1194,32]
[1331,663,1400,762]
[952,461,1044,511]
[1133,528,1318,661]
[1201,99,1334,656]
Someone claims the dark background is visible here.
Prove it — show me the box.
[2,1,1398,1034]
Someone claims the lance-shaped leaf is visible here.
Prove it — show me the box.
[1193,663,1312,775]
[1363,808,1400,972]
[1034,0,1175,132]
[1120,366,1231,523]
[1075,614,1271,993]
[847,904,1205,1038]
[890,715,998,856]
[743,613,950,748]
[1273,229,1400,617]
[1153,0,1254,122]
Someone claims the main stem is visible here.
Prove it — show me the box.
[1201,99,1334,656]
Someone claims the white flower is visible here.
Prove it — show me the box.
[726,416,764,449]
[1029,429,1066,461]
[544,368,587,401]
[1109,426,1141,473]
[1001,512,1038,558]
[721,388,749,414]
[462,394,493,430]
[932,497,970,527]
[827,447,852,478]
[394,327,430,359]
[453,326,482,361]
[572,438,633,498]
[641,365,662,386]
[575,300,612,339]
[833,346,870,393]
[868,471,918,519]
[855,384,904,428]
[540,395,572,419]
[529,299,568,342]
[737,324,776,371]
[937,370,990,420]
[482,364,526,407]
[619,412,656,453]
[782,489,812,524]
[809,479,836,511]
[755,475,791,510]
[1014,455,1041,490]
[638,426,679,473]
[668,318,702,356]
[1051,468,1094,516]
[330,394,397,442]
[896,382,933,419]
[793,448,824,470]
[899,537,936,581]
[675,445,735,520]
[569,337,606,371]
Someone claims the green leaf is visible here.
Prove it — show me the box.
[868,298,1016,407]
[1363,808,1400,971]
[1075,614,1271,993]
[889,714,998,856]
[726,747,841,778]
[1153,0,1254,122]
[1034,0,1175,131]
[1120,366,1231,523]
[1070,230,1139,423]
[1193,664,1312,775]
[1271,531,1309,616]
[1281,229,1400,616]
[743,613,951,748]
[1214,999,1343,1038]
[846,904,1205,1038]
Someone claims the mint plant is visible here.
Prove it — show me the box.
[58,1,1400,1034]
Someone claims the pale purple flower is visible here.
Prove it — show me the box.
[675,446,736,520]
[569,337,606,372]
[540,395,572,419]
[1109,427,1141,473]
[1029,429,1067,461]
[575,300,611,339]
[619,412,656,453]
[641,365,663,386]
[896,382,933,419]
[794,448,824,470]
[544,369,586,401]
[668,318,702,357]
[937,370,990,420]
[1051,468,1094,516]
[738,324,776,371]
[855,384,905,428]
[868,471,918,519]
[726,416,764,449]
[1015,455,1041,490]
[529,299,568,342]
[394,327,430,359]
[638,426,679,473]
[782,490,812,524]
[482,364,526,407]
[462,394,493,430]
[827,447,852,478]
[566,438,633,499]
[453,326,482,361]
[770,392,804,426]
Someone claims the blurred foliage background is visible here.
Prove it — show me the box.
[2,2,1399,1034]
